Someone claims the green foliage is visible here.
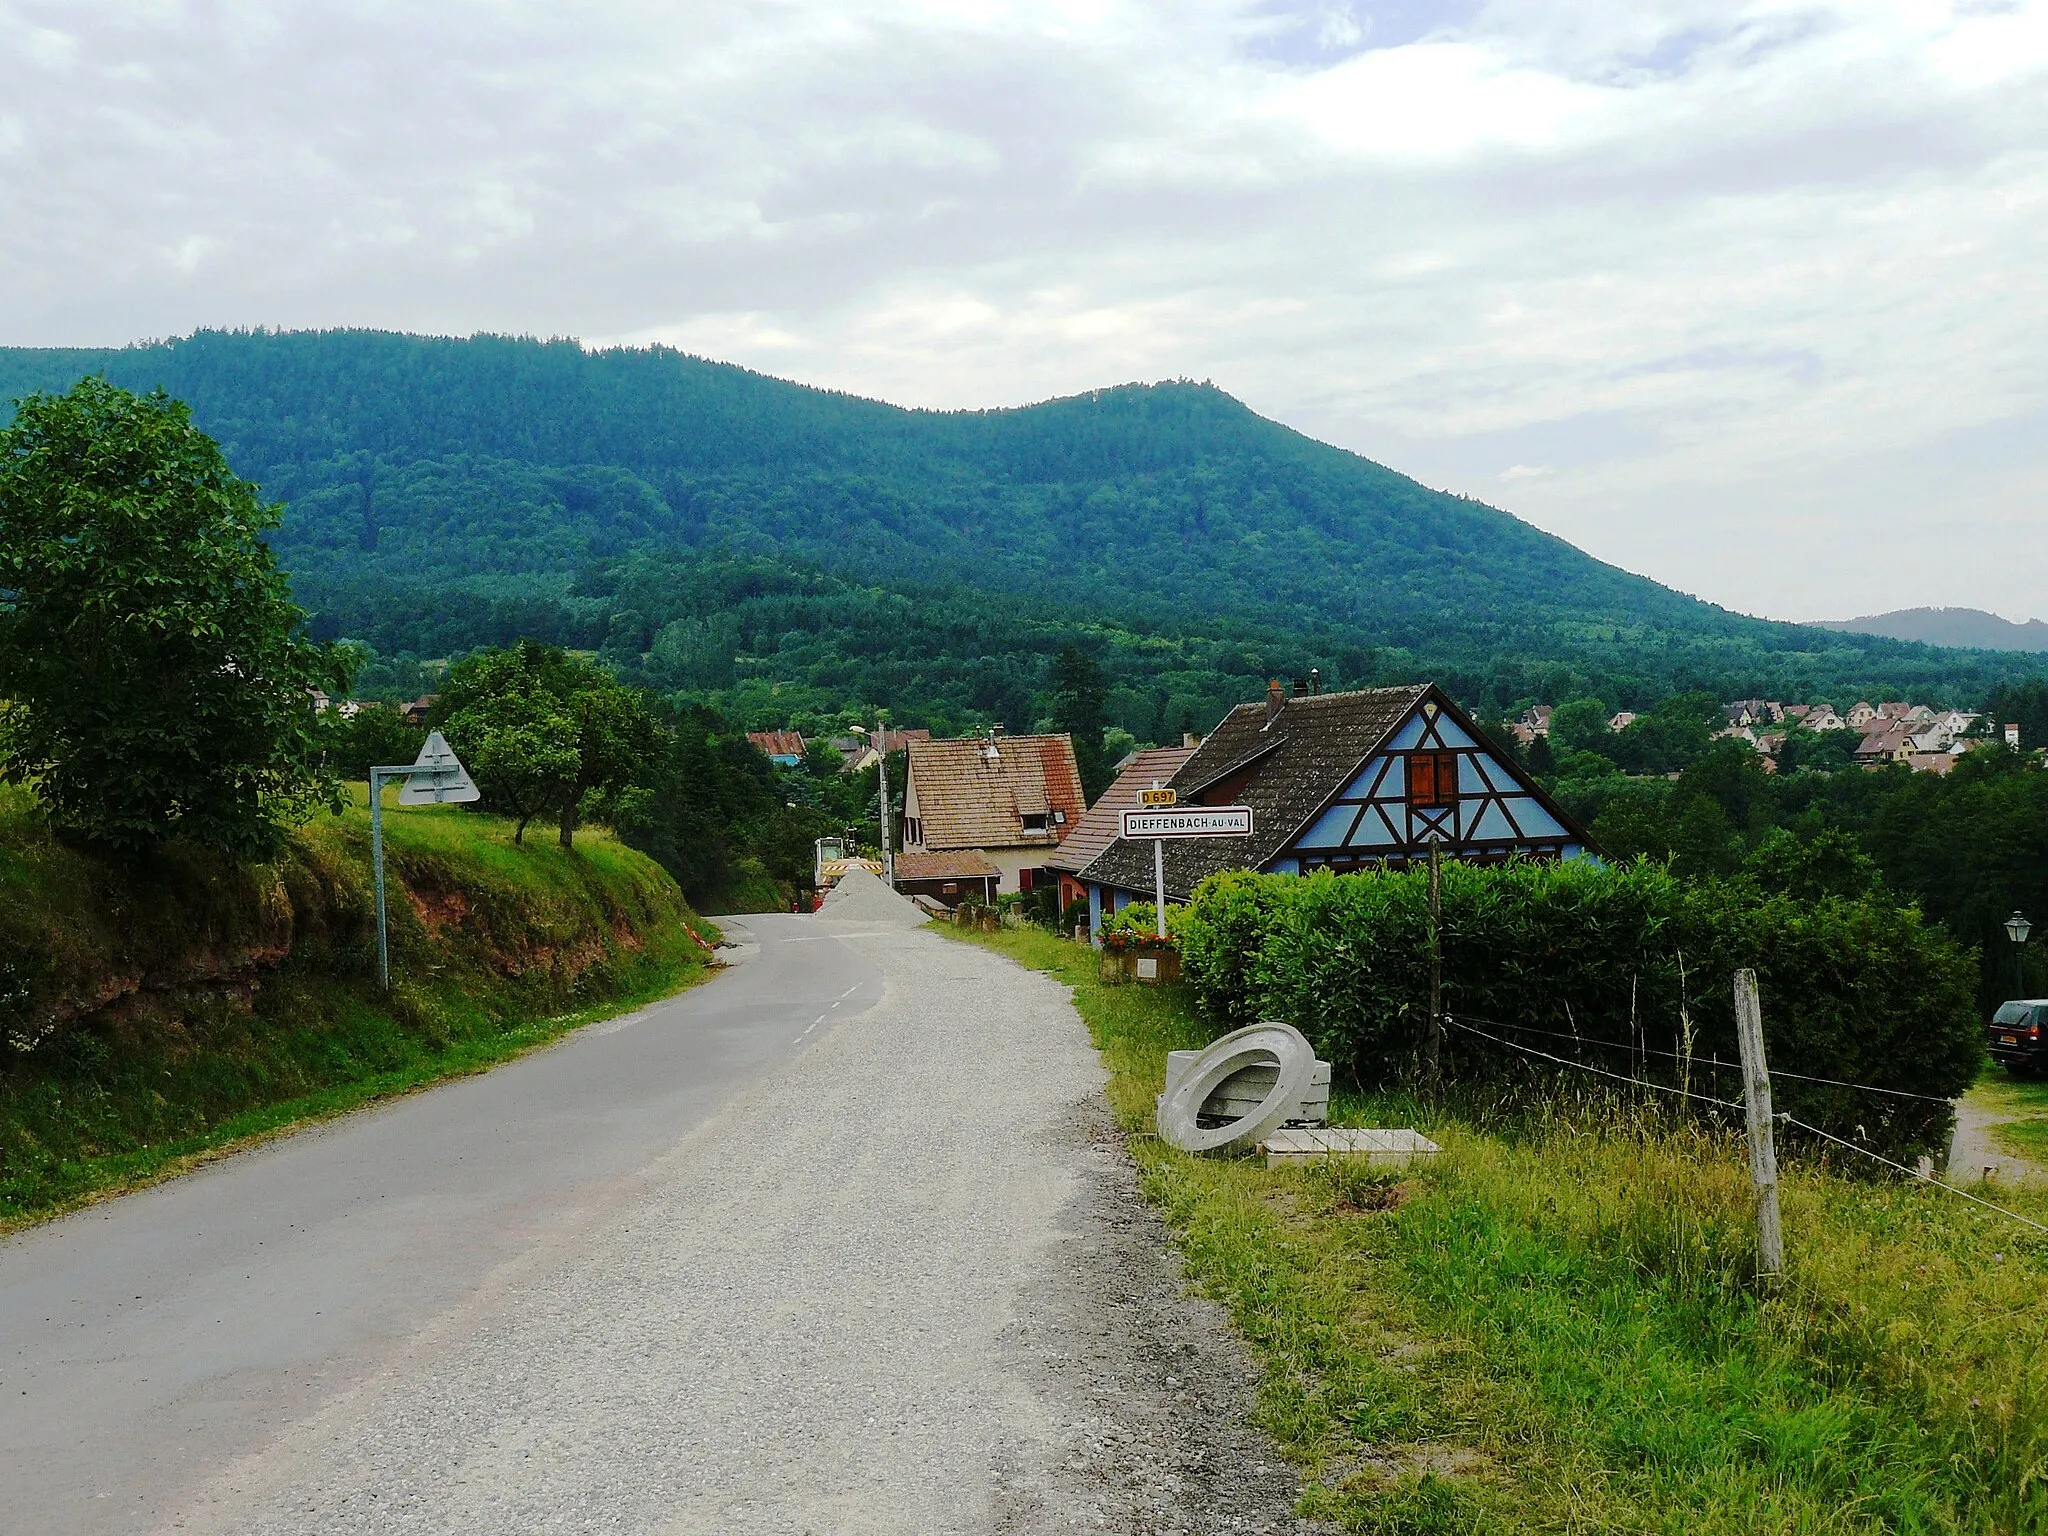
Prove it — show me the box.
[438,640,658,847]
[1050,643,1111,800]
[0,787,715,1225]
[0,378,350,855]
[2,332,2039,726]
[1549,697,1612,756]
[953,921,2048,1536]
[319,704,426,780]
[1179,858,1980,1156]
[1987,679,2048,749]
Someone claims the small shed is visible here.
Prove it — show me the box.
[890,850,1001,908]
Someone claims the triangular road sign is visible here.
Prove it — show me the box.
[397,730,481,805]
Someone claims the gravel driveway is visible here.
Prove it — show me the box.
[153,915,1310,1534]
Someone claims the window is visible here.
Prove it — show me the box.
[1022,812,1048,832]
[1406,751,1460,808]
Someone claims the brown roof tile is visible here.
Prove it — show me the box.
[1046,746,1197,873]
[1079,685,1430,898]
[906,734,1086,850]
[893,850,1001,880]
[746,730,807,759]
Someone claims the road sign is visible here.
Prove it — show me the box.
[1121,806,1253,839]
[1138,786,1178,808]
[396,730,481,806]
[370,731,481,991]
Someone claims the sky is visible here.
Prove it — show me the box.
[3,1,2045,625]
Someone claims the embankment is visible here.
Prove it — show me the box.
[0,785,719,1227]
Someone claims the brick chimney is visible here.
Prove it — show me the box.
[1266,679,1285,724]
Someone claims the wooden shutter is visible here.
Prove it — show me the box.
[1406,752,1459,808]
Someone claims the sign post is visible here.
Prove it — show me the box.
[1118,797,1254,940]
[369,730,481,990]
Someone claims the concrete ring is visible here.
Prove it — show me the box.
[1157,1022,1317,1155]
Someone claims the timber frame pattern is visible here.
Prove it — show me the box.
[1290,693,1585,874]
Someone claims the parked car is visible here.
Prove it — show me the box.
[1988,999,2048,1075]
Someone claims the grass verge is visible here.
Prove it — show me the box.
[1,788,720,1232]
[1974,1071,2048,1171]
[946,923,2048,1535]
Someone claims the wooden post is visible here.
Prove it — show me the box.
[1425,839,1443,1087]
[1733,968,1784,1279]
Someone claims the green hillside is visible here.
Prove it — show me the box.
[0,783,718,1227]
[1,329,2037,729]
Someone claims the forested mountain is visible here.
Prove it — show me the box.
[1,329,2039,734]
[1815,607,2048,653]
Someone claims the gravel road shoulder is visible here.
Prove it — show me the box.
[157,918,1312,1535]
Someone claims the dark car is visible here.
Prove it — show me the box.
[1988,999,2048,1075]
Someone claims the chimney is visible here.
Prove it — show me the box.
[1266,679,1284,724]
[1309,667,1321,696]
[1182,731,1200,749]
[1291,677,1307,698]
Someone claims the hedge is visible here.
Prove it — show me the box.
[1178,860,1982,1158]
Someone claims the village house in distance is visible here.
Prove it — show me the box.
[899,728,1087,897]
[1076,681,1597,938]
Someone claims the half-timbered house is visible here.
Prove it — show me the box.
[1075,681,1597,937]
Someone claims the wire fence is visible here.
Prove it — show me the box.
[1443,1007,2048,1241]
[1451,1013,1955,1105]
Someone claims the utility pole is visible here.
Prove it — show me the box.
[876,714,896,888]
[1425,838,1444,1089]
[1733,968,1785,1280]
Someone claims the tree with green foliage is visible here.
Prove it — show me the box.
[1986,680,2048,749]
[320,704,427,781]
[1549,698,1613,758]
[438,640,659,848]
[0,378,351,856]
[1051,644,1112,801]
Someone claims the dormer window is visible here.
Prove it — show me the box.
[1022,813,1048,832]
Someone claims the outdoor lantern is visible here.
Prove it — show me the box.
[2007,912,2033,946]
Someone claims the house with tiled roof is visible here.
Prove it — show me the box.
[1075,682,1597,934]
[746,730,807,767]
[842,726,932,775]
[889,850,1000,908]
[900,729,1087,896]
[1045,744,1197,917]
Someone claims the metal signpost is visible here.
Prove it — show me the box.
[369,730,481,990]
[1119,790,1254,938]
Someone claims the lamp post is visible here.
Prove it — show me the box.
[2005,911,2032,998]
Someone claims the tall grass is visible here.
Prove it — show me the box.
[955,924,2048,1534]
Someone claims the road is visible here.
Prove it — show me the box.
[1,911,1306,1535]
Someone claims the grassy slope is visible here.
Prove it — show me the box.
[0,786,718,1230]
[948,925,2048,1535]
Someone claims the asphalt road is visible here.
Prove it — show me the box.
[2,911,1307,1535]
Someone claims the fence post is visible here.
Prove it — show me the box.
[1732,968,1784,1279]
[1425,839,1444,1089]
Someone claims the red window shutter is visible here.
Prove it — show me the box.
[1406,752,1460,808]
[1406,753,1436,806]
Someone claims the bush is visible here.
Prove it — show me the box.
[1179,859,1980,1157]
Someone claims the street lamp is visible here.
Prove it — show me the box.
[2006,911,2032,998]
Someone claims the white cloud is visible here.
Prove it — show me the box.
[1,0,2045,621]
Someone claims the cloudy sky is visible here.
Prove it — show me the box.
[3,1,2045,623]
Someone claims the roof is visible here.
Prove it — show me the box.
[1046,745,1198,873]
[892,850,1001,881]
[1078,685,1431,899]
[905,733,1086,850]
[746,730,807,759]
